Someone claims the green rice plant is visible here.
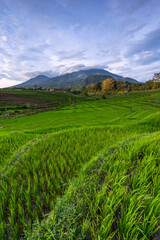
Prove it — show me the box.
[18,202,26,228]
[34,195,43,216]
[138,193,160,238]
[151,175,160,197]
[39,172,45,192]
[33,172,39,196]
[0,220,7,240]
[18,183,24,206]
[25,178,32,219]
[42,192,50,209]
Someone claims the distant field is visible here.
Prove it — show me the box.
[0,89,160,239]
[0,90,87,118]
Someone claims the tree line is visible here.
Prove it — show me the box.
[80,72,160,94]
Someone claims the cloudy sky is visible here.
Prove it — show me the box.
[0,0,160,87]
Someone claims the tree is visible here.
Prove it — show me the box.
[81,85,86,91]
[89,83,97,90]
[152,81,160,89]
[69,96,72,105]
[102,78,116,91]
[95,82,102,91]
[144,73,160,90]
[117,80,125,91]
[144,80,153,90]
[88,82,102,92]
[153,72,160,82]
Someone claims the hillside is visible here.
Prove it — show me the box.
[0,90,160,239]
[16,75,49,88]
[15,69,139,88]
[74,74,113,87]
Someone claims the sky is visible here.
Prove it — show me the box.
[0,0,160,87]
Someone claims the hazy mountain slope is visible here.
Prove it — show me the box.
[74,74,113,87]
[44,69,124,88]
[121,77,140,84]
[16,75,49,88]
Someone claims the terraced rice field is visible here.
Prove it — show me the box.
[0,90,160,239]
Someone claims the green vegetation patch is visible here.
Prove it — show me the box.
[0,133,38,172]
[27,132,160,240]
[0,90,160,239]
[0,126,131,239]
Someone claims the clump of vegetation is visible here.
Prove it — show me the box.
[80,72,160,95]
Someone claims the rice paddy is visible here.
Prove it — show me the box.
[0,89,160,239]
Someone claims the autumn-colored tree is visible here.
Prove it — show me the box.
[102,78,116,91]
[69,96,72,104]
[89,83,97,90]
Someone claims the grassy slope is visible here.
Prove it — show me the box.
[0,90,160,239]
[0,90,89,118]
[0,89,87,106]
[29,132,160,240]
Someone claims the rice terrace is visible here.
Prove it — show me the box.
[0,88,160,239]
[1,0,160,239]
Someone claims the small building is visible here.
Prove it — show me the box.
[50,88,55,92]
[16,88,23,90]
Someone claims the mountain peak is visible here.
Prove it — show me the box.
[15,68,139,88]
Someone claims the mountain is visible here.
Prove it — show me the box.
[16,75,49,88]
[42,69,124,88]
[75,74,113,87]
[15,69,140,88]
[120,77,140,84]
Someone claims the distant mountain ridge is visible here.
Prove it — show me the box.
[15,69,140,88]
[17,75,49,88]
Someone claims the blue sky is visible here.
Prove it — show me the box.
[0,0,160,87]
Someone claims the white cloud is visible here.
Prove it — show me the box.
[0,78,22,88]
[0,0,159,84]
[143,53,155,59]
[1,36,7,41]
